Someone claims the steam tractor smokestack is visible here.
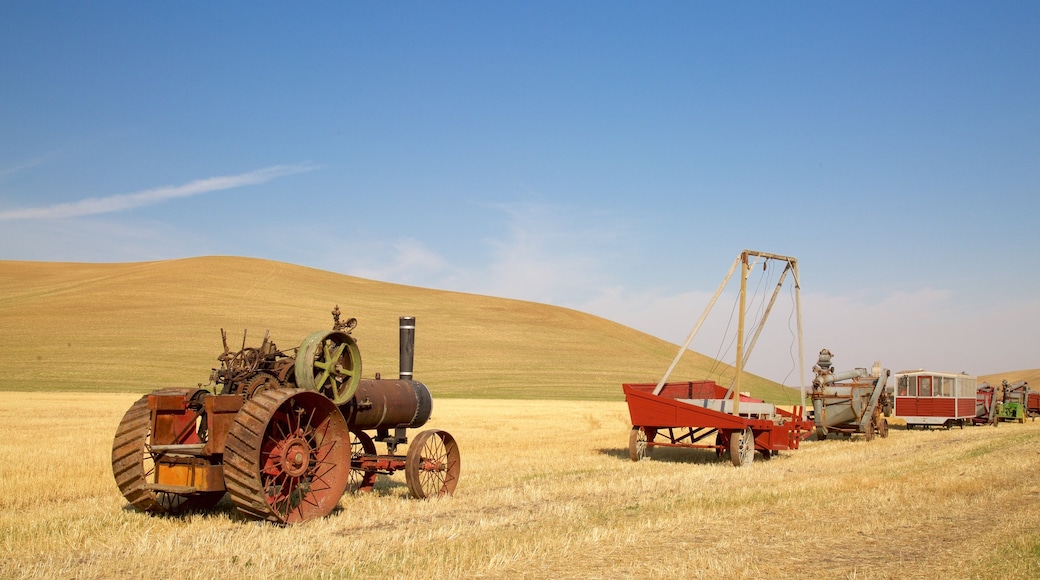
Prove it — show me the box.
[399,316,415,380]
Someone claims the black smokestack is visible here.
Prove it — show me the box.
[399,316,415,380]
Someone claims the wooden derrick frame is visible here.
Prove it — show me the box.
[625,250,811,466]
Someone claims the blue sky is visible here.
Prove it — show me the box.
[1,2,1037,384]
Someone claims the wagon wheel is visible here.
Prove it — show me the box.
[878,417,889,438]
[111,391,225,515]
[628,426,653,461]
[729,427,754,467]
[405,430,461,499]
[223,388,351,524]
[864,419,875,442]
[348,430,377,494]
[295,330,361,405]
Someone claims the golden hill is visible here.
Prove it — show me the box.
[0,256,800,402]
[979,369,1040,388]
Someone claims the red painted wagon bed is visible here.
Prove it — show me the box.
[624,381,812,466]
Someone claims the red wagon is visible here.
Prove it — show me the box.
[623,250,812,467]
[624,381,812,465]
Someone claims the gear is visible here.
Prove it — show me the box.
[240,371,282,400]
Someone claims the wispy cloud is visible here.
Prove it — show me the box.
[0,155,51,179]
[346,238,451,285]
[0,163,318,220]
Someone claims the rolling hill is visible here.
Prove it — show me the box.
[0,256,805,402]
[978,369,1040,389]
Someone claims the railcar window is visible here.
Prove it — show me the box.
[919,376,932,397]
[897,376,909,396]
[941,377,952,397]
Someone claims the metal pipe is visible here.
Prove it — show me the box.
[399,316,415,380]
[814,368,868,387]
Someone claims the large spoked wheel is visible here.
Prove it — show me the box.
[405,430,461,499]
[295,330,361,405]
[730,427,755,467]
[111,391,225,515]
[628,426,653,461]
[348,430,378,494]
[878,417,889,439]
[224,388,351,524]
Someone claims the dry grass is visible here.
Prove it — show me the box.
[0,257,796,402]
[2,391,1038,579]
[979,369,1040,388]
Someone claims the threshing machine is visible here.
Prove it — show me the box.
[111,307,460,524]
[809,349,892,440]
[991,380,1035,423]
[973,382,1000,425]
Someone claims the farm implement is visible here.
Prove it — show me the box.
[972,380,1037,425]
[624,250,813,466]
[111,308,460,524]
[625,381,811,465]
[809,349,892,440]
[989,380,1036,423]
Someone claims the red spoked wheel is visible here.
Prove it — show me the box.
[348,429,378,494]
[224,388,351,524]
[405,430,460,499]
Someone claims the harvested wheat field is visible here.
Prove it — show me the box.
[1,392,1038,579]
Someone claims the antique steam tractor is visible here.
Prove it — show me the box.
[111,307,460,524]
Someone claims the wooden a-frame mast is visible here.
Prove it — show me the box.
[653,249,806,417]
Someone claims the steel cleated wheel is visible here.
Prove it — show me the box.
[730,427,755,467]
[111,390,225,515]
[405,430,461,499]
[223,388,351,524]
